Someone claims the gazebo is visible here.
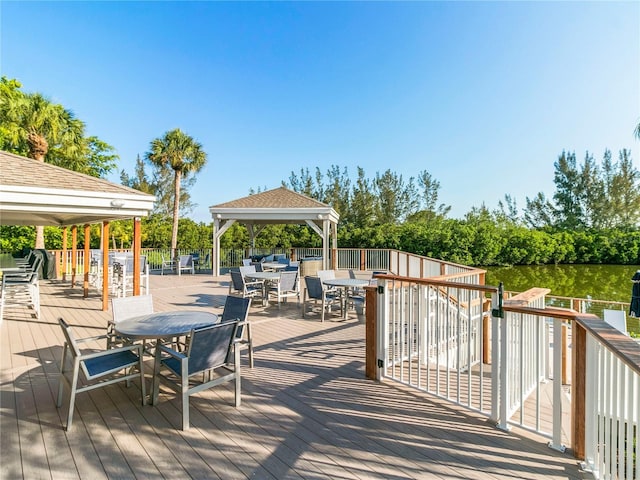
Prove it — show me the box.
[209,187,339,276]
[0,150,156,309]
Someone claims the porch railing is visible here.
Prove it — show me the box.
[367,274,640,480]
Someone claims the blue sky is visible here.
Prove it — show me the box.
[2,1,639,224]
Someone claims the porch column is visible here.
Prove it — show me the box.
[83,224,90,298]
[133,217,141,296]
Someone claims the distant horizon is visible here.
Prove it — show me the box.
[3,1,639,224]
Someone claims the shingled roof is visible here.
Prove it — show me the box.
[212,186,329,209]
[0,150,155,226]
[0,150,144,195]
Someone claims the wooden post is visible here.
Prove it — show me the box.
[290,247,296,262]
[365,286,378,380]
[71,225,77,287]
[360,249,366,271]
[61,226,68,281]
[571,321,586,460]
[331,248,338,270]
[102,221,110,311]
[83,224,90,298]
[133,218,141,296]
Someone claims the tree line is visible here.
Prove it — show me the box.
[1,77,639,266]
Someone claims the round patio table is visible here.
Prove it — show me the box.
[322,278,369,319]
[115,310,219,339]
[261,262,287,271]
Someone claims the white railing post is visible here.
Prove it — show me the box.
[549,317,566,452]
[376,278,389,382]
[490,290,501,425]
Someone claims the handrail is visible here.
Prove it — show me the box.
[374,273,498,294]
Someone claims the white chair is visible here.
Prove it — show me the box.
[267,270,299,305]
[0,272,40,322]
[603,309,628,335]
[57,318,146,430]
[109,294,154,348]
[178,255,195,275]
[161,255,176,275]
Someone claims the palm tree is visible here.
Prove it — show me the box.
[1,81,85,248]
[635,120,640,140]
[146,129,207,259]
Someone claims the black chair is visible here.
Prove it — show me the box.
[221,296,253,368]
[302,276,341,322]
[152,320,242,430]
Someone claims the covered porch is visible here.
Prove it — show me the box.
[0,273,586,479]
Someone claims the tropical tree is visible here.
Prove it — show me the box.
[0,78,86,248]
[145,128,207,258]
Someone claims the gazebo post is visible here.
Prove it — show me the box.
[83,224,90,298]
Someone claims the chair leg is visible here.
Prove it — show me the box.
[246,323,254,369]
[66,360,81,430]
[234,346,241,407]
[56,344,69,407]
[138,352,146,406]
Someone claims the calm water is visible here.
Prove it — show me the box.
[483,264,639,303]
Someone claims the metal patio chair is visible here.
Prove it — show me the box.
[302,275,341,322]
[56,318,146,430]
[152,320,242,430]
[221,295,254,368]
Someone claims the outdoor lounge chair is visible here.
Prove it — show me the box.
[161,255,175,275]
[0,271,40,322]
[152,320,242,430]
[109,294,154,349]
[56,317,146,430]
[229,270,263,301]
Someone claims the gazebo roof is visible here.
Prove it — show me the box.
[0,150,156,226]
[209,186,339,224]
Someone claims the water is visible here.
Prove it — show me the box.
[483,264,638,303]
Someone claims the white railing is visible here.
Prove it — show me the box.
[498,290,557,444]
[583,324,639,480]
[376,273,495,417]
[371,274,640,479]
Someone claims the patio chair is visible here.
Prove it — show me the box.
[317,269,338,294]
[152,320,242,430]
[267,270,299,306]
[242,258,252,266]
[56,317,146,431]
[221,296,253,368]
[250,262,264,272]
[239,265,257,276]
[178,255,195,275]
[603,309,628,335]
[302,276,341,322]
[161,255,175,275]
[0,271,40,322]
[229,270,263,301]
[109,294,154,349]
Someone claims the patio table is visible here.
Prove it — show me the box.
[261,262,287,272]
[322,278,369,319]
[115,310,219,340]
[244,271,281,305]
[115,310,219,399]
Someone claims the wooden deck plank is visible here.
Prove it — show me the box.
[0,273,588,480]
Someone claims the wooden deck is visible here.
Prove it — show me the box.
[1,273,589,479]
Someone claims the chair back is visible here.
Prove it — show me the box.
[242,258,252,266]
[603,309,628,335]
[179,255,193,267]
[239,265,256,277]
[304,276,323,300]
[187,321,238,375]
[317,270,335,284]
[111,295,153,324]
[230,270,246,292]
[279,271,298,292]
[30,255,43,277]
[221,296,251,338]
[58,318,82,360]
[252,262,264,272]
